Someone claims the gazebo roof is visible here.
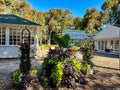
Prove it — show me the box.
[0,14,40,26]
[94,25,120,40]
[63,30,90,39]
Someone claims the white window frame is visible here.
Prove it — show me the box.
[0,27,5,45]
[9,28,21,45]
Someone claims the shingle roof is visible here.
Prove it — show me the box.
[63,30,90,39]
[94,25,120,40]
[0,14,40,26]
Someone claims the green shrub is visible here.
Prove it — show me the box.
[30,66,38,77]
[50,62,63,86]
[81,40,93,64]
[72,59,82,76]
[13,69,22,86]
[82,64,90,75]
[42,58,59,68]
[13,66,38,86]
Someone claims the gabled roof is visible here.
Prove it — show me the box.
[0,14,40,26]
[63,30,90,39]
[94,25,120,40]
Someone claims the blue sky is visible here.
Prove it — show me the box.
[26,0,105,17]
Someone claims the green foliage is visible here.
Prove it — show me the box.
[72,59,82,76]
[101,0,120,24]
[20,43,31,73]
[53,34,70,48]
[74,17,83,30]
[50,62,63,86]
[82,8,101,34]
[30,66,38,77]
[61,34,70,48]
[44,81,49,87]
[13,67,38,86]
[82,64,90,75]
[42,58,59,68]
[13,69,22,86]
[70,45,80,51]
[81,40,93,64]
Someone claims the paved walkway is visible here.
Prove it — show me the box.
[0,58,43,74]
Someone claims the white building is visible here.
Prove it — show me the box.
[0,14,41,58]
[94,25,120,54]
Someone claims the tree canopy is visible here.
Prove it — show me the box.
[101,0,120,24]
[0,0,120,44]
[82,8,101,34]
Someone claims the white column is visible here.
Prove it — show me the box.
[107,40,111,49]
[5,27,9,45]
[94,40,98,50]
[34,27,39,53]
[113,40,115,51]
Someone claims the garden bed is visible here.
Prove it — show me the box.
[0,56,120,90]
[0,66,120,90]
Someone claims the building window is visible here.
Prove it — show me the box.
[101,41,104,50]
[9,28,35,45]
[115,40,119,51]
[105,41,107,49]
[98,41,100,50]
[0,27,5,45]
[30,30,34,45]
[9,28,20,45]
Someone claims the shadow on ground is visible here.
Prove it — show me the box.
[93,65,120,71]
[88,69,120,90]
[93,52,119,58]
[93,83,120,90]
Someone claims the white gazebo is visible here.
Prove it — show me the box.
[94,24,120,54]
[0,14,41,58]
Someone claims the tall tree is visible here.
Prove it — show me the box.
[82,8,101,34]
[74,17,83,30]
[44,9,73,44]
[101,0,120,24]
[0,0,12,13]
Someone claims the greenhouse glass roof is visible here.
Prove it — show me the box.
[63,30,90,39]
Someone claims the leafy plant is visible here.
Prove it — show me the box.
[42,58,59,68]
[72,59,82,76]
[30,66,38,77]
[50,62,63,86]
[53,34,70,48]
[13,69,22,86]
[19,42,31,73]
[70,45,80,51]
[82,64,90,75]
[81,40,93,64]
[13,66,38,86]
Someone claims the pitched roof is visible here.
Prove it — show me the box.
[94,25,120,40]
[63,30,90,39]
[0,14,40,26]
